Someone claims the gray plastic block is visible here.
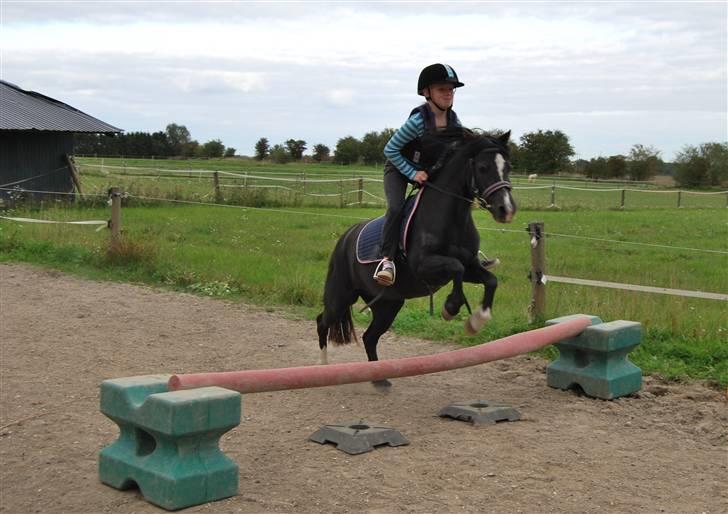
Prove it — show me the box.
[310,421,409,455]
[438,400,521,425]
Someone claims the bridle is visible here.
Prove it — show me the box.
[424,144,512,212]
[473,170,512,210]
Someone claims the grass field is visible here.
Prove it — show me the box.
[1,199,726,387]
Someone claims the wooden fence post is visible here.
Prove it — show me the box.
[65,154,83,198]
[528,221,546,323]
[213,171,223,202]
[358,177,364,206]
[109,187,122,252]
[677,191,682,208]
[620,189,626,209]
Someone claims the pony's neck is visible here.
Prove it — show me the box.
[430,153,473,200]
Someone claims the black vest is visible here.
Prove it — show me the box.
[409,103,459,133]
[399,104,461,169]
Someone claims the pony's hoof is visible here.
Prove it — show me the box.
[464,307,492,335]
[441,305,456,321]
[372,379,392,391]
[464,318,477,336]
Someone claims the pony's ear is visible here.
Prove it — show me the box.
[498,130,511,144]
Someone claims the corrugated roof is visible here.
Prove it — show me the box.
[0,80,122,133]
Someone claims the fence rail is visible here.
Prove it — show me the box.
[526,221,727,321]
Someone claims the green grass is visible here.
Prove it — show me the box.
[2,202,726,387]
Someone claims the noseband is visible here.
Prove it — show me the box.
[468,152,512,210]
[474,178,512,209]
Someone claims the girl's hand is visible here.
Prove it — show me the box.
[413,170,429,184]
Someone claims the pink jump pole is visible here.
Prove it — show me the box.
[168,316,592,394]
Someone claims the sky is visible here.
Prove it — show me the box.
[1,1,726,161]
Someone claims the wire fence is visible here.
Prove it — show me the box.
[3,186,726,258]
[67,162,728,210]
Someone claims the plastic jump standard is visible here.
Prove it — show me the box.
[169,315,595,394]
[546,314,643,399]
[99,375,241,511]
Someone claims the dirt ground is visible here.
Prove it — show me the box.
[0,263,726,514]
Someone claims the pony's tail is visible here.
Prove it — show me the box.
[321,235,358,346]
[327,307,356,346]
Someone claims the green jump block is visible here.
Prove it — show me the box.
[99,375,241,511]
[546,316,642,400]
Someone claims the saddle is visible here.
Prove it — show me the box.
[356,189,424,264]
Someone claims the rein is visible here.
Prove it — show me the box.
[422,154,512,210]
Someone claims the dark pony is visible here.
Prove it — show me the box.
[316,130,516,387]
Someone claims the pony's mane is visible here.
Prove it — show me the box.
[461,128,511,158]
[426,128,510,175]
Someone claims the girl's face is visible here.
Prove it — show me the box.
[427,83,455,109]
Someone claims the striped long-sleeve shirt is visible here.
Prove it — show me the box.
[383,109,461,180]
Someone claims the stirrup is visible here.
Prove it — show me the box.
[478,251,500,270]
[373,259,396,286]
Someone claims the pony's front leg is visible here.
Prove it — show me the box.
[414,255,466,320]
[462,263,498,335]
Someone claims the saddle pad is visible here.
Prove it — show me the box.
[356,189,424,264]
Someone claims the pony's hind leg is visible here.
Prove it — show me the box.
[363,298,405,389]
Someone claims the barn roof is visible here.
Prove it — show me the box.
[0,80,122,133]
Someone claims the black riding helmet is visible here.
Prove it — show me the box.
[417,63,465,95]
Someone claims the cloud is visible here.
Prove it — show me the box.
[172,70,266,94]
[326,89,355,107]
[1,2,725,159]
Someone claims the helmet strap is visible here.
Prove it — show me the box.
[426,95,451,114]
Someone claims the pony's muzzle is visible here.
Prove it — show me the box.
[490,199,516,223]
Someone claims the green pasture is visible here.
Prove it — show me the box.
[1,201,726,387]
[73,157,728,210]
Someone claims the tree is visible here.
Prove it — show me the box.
[285,139,307,160]
[269,144,290,164]
[674,142,728,187]
[334,136,361,164]
[254,138,270,161]
[150,131,172,156]
[200,139,225,158]
[702,142,728,185]
[182,140,199,157]
[224,147,236,158]
[165,123,191,155]
[359,129,394,166]
[583,157,608,179]
[606,155,627,178]
[312,144,330,162]
[627,144,662,181]
[573,158,589,175]
[518,130,574,174]
[360,131,383,166]
[507,141,521,171]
